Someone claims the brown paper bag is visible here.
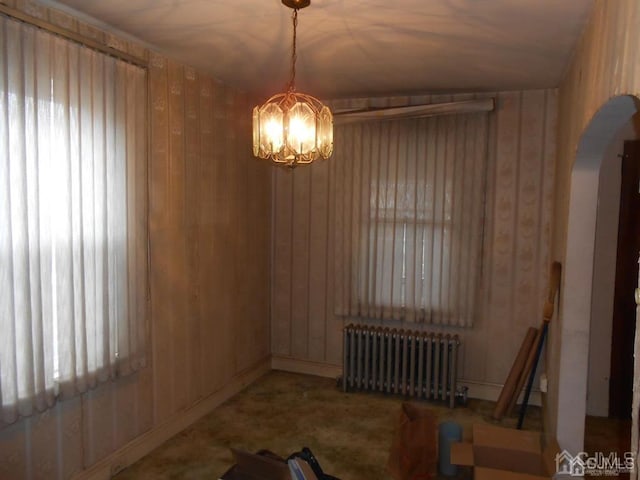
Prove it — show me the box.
[387,402,438,480]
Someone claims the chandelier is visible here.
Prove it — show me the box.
[252,0,333,168]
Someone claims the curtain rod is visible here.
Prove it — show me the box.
[0,3,148,69]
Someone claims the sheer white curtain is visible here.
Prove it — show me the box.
[0,16,147,424]
[334,113,488,326]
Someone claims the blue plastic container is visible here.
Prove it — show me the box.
[438,421,463,476]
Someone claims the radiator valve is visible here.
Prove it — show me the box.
[455,386,469,406]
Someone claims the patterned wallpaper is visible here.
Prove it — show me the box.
[0,1,272,478]
[271,90,557,393]
[548,0,640,447]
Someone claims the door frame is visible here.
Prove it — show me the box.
[556,95,638,453]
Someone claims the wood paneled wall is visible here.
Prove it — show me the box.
[0,1,271,479]
[148,54,270,423]
[548,0,640,445]
[272,90,557,397]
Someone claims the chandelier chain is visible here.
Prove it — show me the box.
[288,9,298,91]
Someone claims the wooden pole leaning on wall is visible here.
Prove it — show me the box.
[516,262,562,428]
[492,327,538,420]
[495,262,561,420]
[506,327,543,416]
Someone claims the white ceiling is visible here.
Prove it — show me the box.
[46,0,594,100]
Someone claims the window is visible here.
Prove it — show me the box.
[363,179,453,320]
[0,16,147,424]
[334,114,488,326]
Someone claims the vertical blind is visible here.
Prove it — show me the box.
[334,113,488,326]
[0,16,147,424]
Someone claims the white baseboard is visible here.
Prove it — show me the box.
[271,355,342,379]
[459,379,542,407]
[272,356,541,407]
[72,357,271,480]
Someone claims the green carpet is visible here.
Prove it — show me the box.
[115,371,542,479]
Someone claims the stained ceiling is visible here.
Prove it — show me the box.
[44,0,593,100]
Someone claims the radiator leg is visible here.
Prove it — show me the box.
[386,331,393,393]
[442,335,450,402]
[417,336,424,398]
[379,331,386,393]
[425,339,432,400]
[401,333,409,396]
[434,336,441,401]
[364,330,371,390]
[393,332,401,395]
[356,328,363,389]
[343,325,350,392]
[409,335,416,397]
[450,337,459,408]
[349,327,356,390]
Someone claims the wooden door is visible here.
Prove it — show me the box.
[631,259,640,480]
[610,140,640,419]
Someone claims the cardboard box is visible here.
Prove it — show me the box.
[450,424,560,480]
[219,449,290,480]
[388,402,438,479]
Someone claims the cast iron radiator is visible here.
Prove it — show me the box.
[342,324,461,408]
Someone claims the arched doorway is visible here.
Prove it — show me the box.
[556,95,639,453]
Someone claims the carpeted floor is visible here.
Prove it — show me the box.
[114,371,543,479]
